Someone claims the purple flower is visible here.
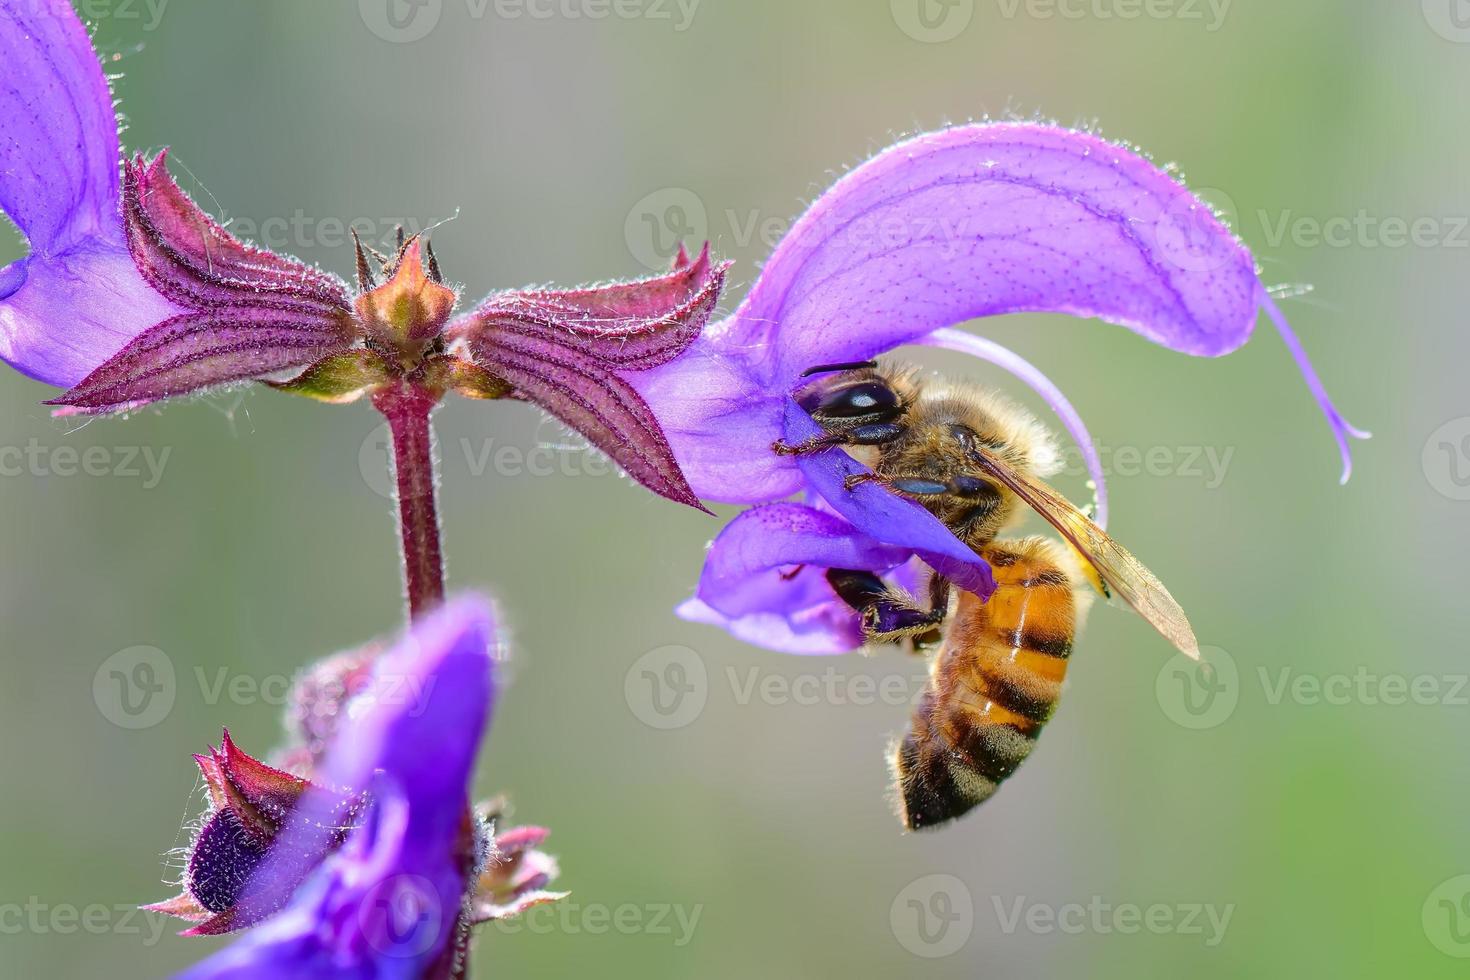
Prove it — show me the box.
[153,595,564,980]
[0,0,728,509]
[143,730,359,937]
[649,123,1368,652]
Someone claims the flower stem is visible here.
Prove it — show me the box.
[372,383,445,621]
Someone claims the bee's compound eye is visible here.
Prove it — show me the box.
[810,381,900,419]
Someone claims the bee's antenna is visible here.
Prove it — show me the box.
[801,360,879,378]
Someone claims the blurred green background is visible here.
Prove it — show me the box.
[1,0,1466,976]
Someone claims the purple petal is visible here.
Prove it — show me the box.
[678,502,916,654]
[0,1,181,386]
[1259,289,1370,483]
[0,241,180,387]
[784,403,995,599]
[48,309,354,411]
[179,595,499,980]
[921,327,1109,528]
[642,122,1362,498]
[623,334,798,503]
[465,330,708,511]
[0,0,118,252]
[733,123,1264,380]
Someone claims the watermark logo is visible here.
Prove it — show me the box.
[624,188,708,271]
[360,875,444,959]
[93,646,176,730]
[624,645,707,729]
[360,423,397,500]
[891,874,974,958]
[1423,875,1470,957]
[1155,645,1238,730]
[891,0,975,42]
[1423,0,1470,43]
[360,0,444,42]
[1423,417,1470,501]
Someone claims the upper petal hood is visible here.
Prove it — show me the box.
[0,0,119,251]
[729,123,1263,386]
[643,122,1364,502]
[0,0,180,386]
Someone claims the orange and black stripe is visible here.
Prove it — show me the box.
[892,538,1077,830]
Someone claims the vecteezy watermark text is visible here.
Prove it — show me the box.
[624,645,937,730]
[93,645,437,731]
[488,901,702,945]
[359,424,623,499]
[623,188,974,270]
[890,0,1229,43]
[0,440,170,488]
[359,0,700,43]
[0,899,169,947]
[16,0,170,32]
[1058,443,1234,489]
[992,895,1234,947]
[889,875,1233,958]
[1156,645,1470,730]
[993,0,1231,31]
[222,213,430,254]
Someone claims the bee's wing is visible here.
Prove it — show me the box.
[972,448,1201,660]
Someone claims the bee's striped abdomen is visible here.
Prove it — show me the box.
[893,538,1081,830]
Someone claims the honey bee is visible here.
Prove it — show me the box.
[777,360,1199,830]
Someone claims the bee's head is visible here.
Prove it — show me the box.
[796,363,906,428]
[794,360,1061,537]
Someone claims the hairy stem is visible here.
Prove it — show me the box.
[372,383,445,621]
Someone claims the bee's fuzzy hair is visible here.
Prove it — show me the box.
[879,359,1064,480]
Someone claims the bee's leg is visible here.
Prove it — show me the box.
[773,422,905,457]
[826,568,948,644]
[904,574,951,653]
[928,573,953,611]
